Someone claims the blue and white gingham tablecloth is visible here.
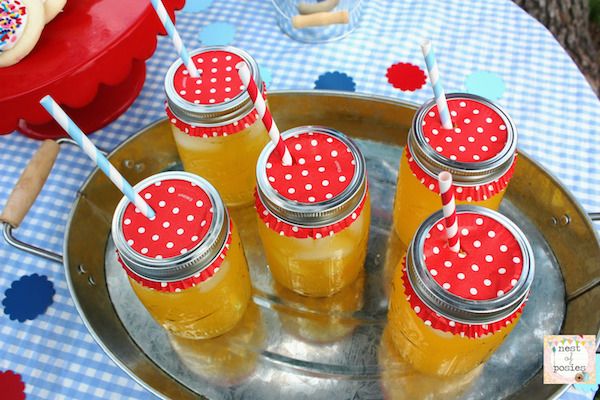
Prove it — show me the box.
[0,0,599,398]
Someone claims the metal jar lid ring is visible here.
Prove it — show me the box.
[164,46,263,127]
[255,126,367,228]
[409,93,517,185]
[111,171,229,283]
[406,205,535,325]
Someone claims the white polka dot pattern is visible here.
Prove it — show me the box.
[400,258,527,338]
[406,147,517,201]
[117,220,233,293]
[173,50,246,105]
[265,132,356,203]
[255,187,368,239]
[423,212,524,300]
[166,49,267,137]
[166,103,263,137]
[422,98,509,162]
[121,179,213,258]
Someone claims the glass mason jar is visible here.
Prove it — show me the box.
[165,46,269,207]
[112,171,252,339]
[255,126,370,297]
[270,0,363,43]
[378,327,482,400]
[393,93,518,247]
[387,205,534,376]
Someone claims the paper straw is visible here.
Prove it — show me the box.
[39,96,156,220]
[421,40,453,130]
[438,171,460,253]
[236,62,293,166]
[149,0,199,78]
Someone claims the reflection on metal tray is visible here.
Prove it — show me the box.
[62,91,600,399]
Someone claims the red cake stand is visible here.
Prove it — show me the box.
[0,0,185,139]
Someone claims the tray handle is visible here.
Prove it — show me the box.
[1,140,59,228]
[0,138,106,263]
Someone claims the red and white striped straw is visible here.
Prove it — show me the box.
[438,171,460,253]
[236,62,293,166]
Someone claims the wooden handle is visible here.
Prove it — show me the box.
[297,0,339,15]
[292,10,349,29]
[0,140,60,228]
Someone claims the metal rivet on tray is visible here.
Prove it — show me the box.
[559,214,570,226]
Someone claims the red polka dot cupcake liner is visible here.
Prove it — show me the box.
[255,188,369,239]
[117,219,233,293]
[400,257,526,338]
[165,86,267,138]
[406,147,517,201]
[165,106,259,137]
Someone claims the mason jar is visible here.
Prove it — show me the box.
[165,46,269,207]
[393,93,517,247]
[255,126,370,297]
[112,171,252,339]
[387,205,534,375]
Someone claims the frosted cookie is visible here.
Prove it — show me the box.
[0,0,45,67]
[43,0,66,22]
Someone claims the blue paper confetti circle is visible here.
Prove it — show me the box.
[465,70,506,101]
[2,274,55,322]
[182,0,214,13]
[198,22,236,46]
[314,71,356,92]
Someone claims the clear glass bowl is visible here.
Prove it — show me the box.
[270,0,362,43]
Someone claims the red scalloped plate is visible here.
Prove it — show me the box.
[0,0,185,139]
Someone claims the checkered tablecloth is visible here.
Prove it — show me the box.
[1,0,599,398]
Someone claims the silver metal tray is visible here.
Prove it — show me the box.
[11,91,600,399]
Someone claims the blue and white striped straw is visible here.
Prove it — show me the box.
[39,96,156,220]
[149,0,199,78]
[421,39,453,130]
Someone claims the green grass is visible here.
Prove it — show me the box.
[591,0,600,25]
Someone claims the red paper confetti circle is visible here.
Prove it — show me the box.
[122,179,214,259]
[423,212,524,301]
[265,132,357,204]
[386,62,427,92]
[421,98,509,163]
[0,370,25,400]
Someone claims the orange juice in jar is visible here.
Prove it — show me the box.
[165,46,269,207]
[387,205,534,376]
[255,126,370,297]
[393,93,518,247]
[112,171,252,339]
